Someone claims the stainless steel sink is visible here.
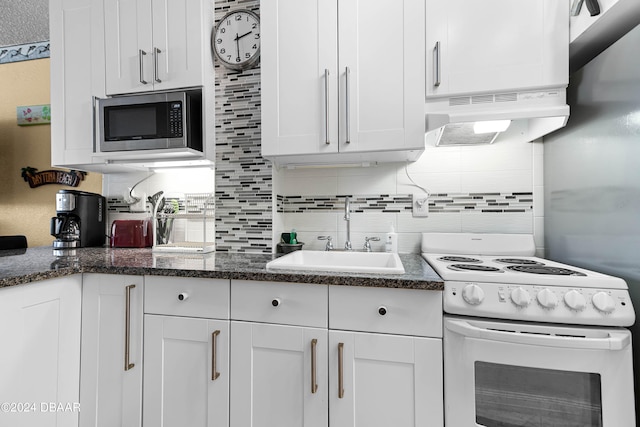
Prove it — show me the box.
[266,250,405,274]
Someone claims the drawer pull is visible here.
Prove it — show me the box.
[271,298,281,307]
[338,343,345,398]
[378,306,387,316]
[311,338,318,394]
[124,284,136,371]
[212,330,220,381]
[178,293,189,301]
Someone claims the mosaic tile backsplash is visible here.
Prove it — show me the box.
[214,0,272,253]
[278,193,533,214]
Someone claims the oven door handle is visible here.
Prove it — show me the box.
[446,319,631,351]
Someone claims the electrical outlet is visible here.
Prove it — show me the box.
[412,193,429,217]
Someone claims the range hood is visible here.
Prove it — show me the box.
[425,88,570,146]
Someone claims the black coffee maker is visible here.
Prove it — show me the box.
[51,190,106,248]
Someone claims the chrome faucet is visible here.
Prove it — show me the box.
[344,196,352,250]
[317,235,333,251]
[363,236,380,252]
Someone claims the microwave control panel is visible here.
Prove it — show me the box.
[168,102,183,137]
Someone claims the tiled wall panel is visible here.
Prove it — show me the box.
[214,0,272,253]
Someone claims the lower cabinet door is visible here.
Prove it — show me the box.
[230,321,328,427]
[0,276,82,427]
[329,331,444,427]
[79,274,143,427]
[143,315,229,427]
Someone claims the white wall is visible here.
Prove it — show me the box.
[275,135,544,255]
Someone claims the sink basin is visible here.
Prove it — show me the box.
[266,250,405,274]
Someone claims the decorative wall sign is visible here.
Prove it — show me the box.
[21,167,87,188]
[0,41,49,64]
[17,104,50,126]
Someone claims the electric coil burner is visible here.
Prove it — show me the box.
[447,264,503,273]
[438,256,482,263]
[506,265,587,276]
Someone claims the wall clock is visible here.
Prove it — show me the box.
[213,9,261,71]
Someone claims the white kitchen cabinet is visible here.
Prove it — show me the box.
[230,280,329,427]
[229,280,443,427]
[230,322,329,427]
[104,0,213,95]
[143,315,229,427]
[0,276,82,427]
[425,0,568,98]
[49,0,105,168]
[79,274,144,427]
[328,332,442,427]
[329,286,444,427]
[142,276,230,427]
[261,0,425,164]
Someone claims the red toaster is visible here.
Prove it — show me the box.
[110,219,153,248]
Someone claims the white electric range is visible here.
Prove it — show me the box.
[421,233,636,427]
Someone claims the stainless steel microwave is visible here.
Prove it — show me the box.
[98,89,202,153]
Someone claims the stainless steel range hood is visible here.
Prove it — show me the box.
[426,88,570,146]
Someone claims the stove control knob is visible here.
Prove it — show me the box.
[510,287,531,307]
[592,292,616,314]
[536,288,558,309]
[564,290,587,311]
[462,284,485,305]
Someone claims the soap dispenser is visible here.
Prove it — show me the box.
[385,223,398,253]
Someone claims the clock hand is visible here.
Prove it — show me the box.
[235,34,240,61]
[236,30,252,40]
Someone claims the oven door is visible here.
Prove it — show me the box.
[444,315,635,427]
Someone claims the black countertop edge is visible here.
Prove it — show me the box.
[0,247,444,291]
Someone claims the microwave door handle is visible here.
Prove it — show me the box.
[445,318,631,351]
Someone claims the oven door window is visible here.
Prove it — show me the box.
[475,362,602,427]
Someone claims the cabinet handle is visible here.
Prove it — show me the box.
[211,330,220,381]
[433,42,441,87]
[153,47,162,83]
[338,342,344,398]
[345,67,351,144]
[325,69,330,145]
[311,339,318,394]
[92,96,98,153]
[138,50,148,84]
[124,284,136,371]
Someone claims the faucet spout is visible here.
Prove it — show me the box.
[344,196,352,250]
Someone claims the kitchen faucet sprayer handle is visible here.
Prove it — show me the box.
[317,235,334,251]
[363,236,380,252]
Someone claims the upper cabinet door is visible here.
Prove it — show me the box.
[261,0,339,157]
[104,0,153,95]
[151,0,206,91]
[426,0,569,98]
[50,0,105,167]
[338,0,425,153]
[105,0,209,95]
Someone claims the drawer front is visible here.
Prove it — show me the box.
[231,280,328,328]
[145,276,230,319]
[330,286,442,338]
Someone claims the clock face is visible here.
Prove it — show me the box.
[213,10,261,70]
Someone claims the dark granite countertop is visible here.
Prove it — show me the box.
[0,247,444,291]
